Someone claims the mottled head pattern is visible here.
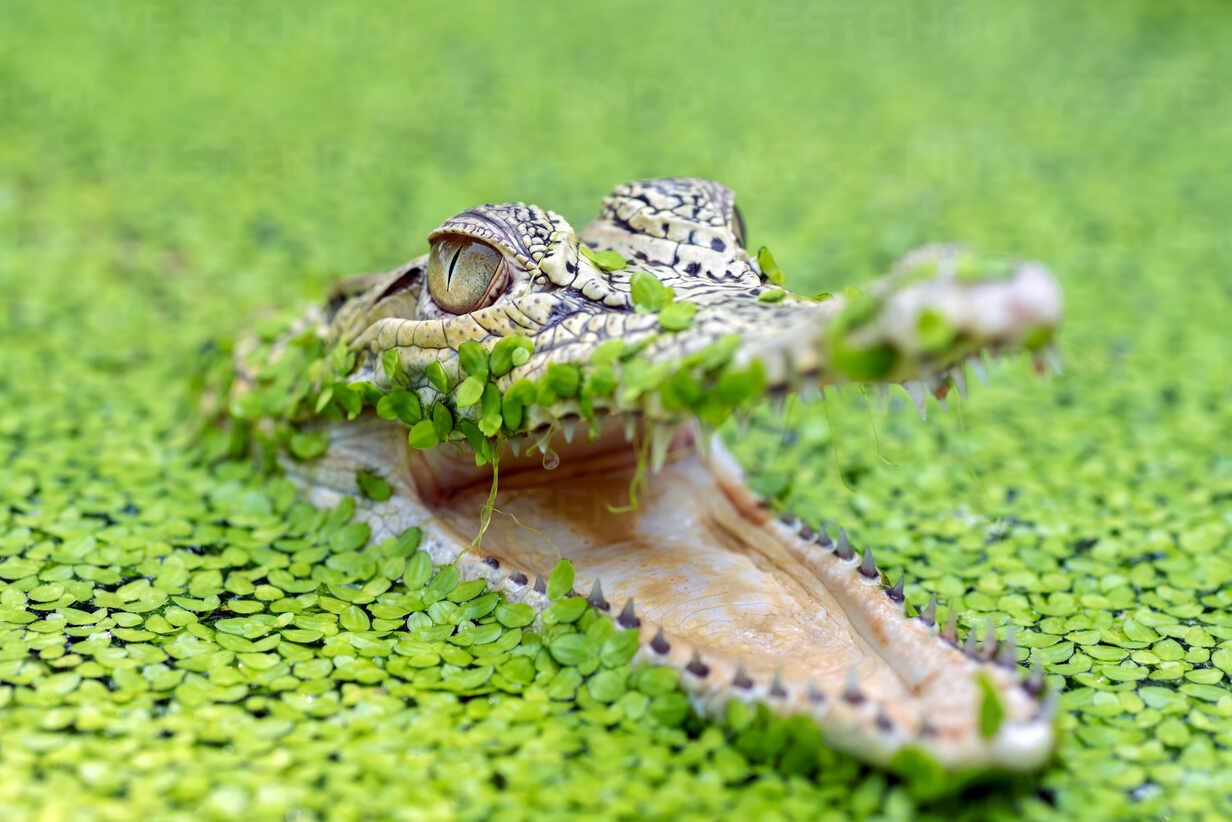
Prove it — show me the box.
[326,177,1058,441]
[329,179,786,396]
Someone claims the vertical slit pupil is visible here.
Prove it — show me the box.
[445,244,464,288]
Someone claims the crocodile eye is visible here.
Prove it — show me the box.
[731,205,747,249]
[427,236,508,314]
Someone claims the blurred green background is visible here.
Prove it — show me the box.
[2,1,1230,820]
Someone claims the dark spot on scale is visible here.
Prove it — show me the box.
[770,680,787,699]
[876,713,894,732]
[733,669,753,690]
[685,262,700,275]
[661,222,670,234]
[650,628,670,655]
[565,261,577,274]
[710,237,726,252]
[1006,487,1021,503]
[483,556,500,569]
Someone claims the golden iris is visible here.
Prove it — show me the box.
[426,236,507,314]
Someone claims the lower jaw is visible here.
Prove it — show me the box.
[290,413,1054,772]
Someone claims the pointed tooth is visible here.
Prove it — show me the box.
[980,622,998,660]
[536,437,549,455]
[800,384,823,402]
[732,667,753,690]
[941,609,958,644]
[587,578,610,611]
[685,652,710,678]
[920,594,937,627]
[806,682,825,705]
[964,628,980,657]
[858,546,878,579]
[770,675,787,699]
[835,527,855,560]
[508,437,524,457]
[509,571,528,587]
[951,367,968,399]
[873,383,890,410]
[533,574,546,595]
[650,424,674,473]
[903,381,928,419]
[843,668,865,705]
[561,419,577,443]
[1024,659,1045,697]
[876,711,894,733]
[815,525,833,548]
[885,575,905,603]
[1044,344,1063,375]
[617,598,641,629]
[650,627,670,655]
[968,357,988,384]
[1039,689,1059,721]
[997,625,1018,666]
[624,416,637,442]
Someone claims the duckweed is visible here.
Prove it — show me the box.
[4,1,1231,819]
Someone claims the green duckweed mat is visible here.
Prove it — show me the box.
[2,1,1229,819]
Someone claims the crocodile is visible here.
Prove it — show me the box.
[220,177,1063,781]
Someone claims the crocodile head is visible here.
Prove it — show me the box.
[234,178,1062,779]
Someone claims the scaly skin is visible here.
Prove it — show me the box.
[225,177,1062,782]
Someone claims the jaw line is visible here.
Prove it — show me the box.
[287,410,1055,773]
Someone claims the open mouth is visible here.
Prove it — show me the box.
[227,179,1064,780]
[291,372,1056,774]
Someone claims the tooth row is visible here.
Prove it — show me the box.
[773,512,1042,695]
[470,519,1053,762]
[897,349,1040,420]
